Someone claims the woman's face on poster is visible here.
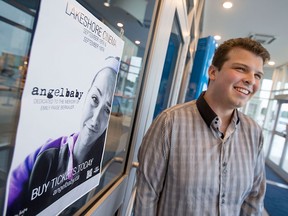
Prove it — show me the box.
[79,67,116,146]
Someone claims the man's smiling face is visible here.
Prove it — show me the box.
[209,47,264,110]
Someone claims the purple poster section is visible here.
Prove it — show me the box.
[4,0,124,215]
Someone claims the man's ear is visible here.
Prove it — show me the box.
[208,65,217,81]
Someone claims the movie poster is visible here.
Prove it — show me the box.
[4,0,124,215]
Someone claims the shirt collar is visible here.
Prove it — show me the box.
[196,91,240,127]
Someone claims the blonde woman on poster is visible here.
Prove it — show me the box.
[7,56,120,216]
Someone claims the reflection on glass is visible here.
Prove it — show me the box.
[268,135,285,165]
[0,1,35,29]
[0,0,39,214]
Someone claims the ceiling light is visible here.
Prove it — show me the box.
[223,1,233,9]
[117,22,124,28]
[214,35,221,41]
[268,61,275,66]
[135,40,140,45]
[103,0,110,7]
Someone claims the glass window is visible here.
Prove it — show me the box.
[272,66,288,91]
[61,0,157,214]
[262,129,272,157]
[0,2,35,29]
[153,16,183,119]
[255,61,288,180]
[268,134,285,165]
[0,1,39,214]
[263,99,278,131]
[242,77,273,127]
[276,103,288,133]
[282,143,288,173]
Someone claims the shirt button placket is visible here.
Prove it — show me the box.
[221,161,227,205]
[219,140,228,215]
[223,162,227,174]
[221,193,225,204]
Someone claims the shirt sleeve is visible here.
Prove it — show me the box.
[134,112,172,216]
[240,132,266,216]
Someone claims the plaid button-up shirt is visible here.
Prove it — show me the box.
[135,93,266,216]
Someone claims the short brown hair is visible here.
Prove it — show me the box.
[212,38,270,70]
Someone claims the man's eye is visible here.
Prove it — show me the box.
[92,95,99,106]
[255,74,262,80]
[236,67,245,72]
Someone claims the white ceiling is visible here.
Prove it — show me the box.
[202,0,288,69]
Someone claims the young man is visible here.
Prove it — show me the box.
[134,38,270,215]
